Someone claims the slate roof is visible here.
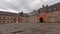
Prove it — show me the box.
[18,12,28,17]
[28,11,38,16]
[38,2,60,13]
[0,11,18,16]
[0,11,28,17]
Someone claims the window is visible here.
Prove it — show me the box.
[49,9,51,11]
[54,8,56,10]
[8,16,9,20]
[58,10,60,16]
[0,16,1,20]
[7,21,9,23]
[11,20,12,23]
[3,21,5,23]
[0,20,1,23]
[58,14,60,16]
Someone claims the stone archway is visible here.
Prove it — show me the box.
[39,17,44,23]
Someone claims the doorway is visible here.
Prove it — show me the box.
[39,17,44,23]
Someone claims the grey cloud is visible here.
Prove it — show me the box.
[0,0,59,13]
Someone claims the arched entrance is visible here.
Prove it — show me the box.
[39,17,44,23]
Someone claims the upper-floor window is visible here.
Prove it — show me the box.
[6,16,9,20]
[58,10,60,16]
[0,16,1,19]
[9,16,11,20]
[48,9,51,11]
[7,21,9,23]
[0,16,5,20]
[54,8,56,10]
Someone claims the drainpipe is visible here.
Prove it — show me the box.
[27,14,28,23]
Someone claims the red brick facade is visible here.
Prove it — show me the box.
[0,11,24,24]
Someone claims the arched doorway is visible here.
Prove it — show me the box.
[39,17,44,23]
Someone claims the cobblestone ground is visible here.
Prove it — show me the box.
[0,23,60,34]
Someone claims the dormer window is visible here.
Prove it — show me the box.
[48,9,51,11]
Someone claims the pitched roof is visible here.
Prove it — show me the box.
[0,11,18,16]
[0,11,28,17]
[18,12,28,17]
[38,2,60,13]
[48,2,60,11]
[28,11,38,16]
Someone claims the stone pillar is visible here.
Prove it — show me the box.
[16,17,18,23]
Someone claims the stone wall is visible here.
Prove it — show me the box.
[46,10,60,23]
[28,15,39,23]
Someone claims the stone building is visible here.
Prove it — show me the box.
[28,11,39,23]
[0,2,60,23]
[37,2,60,23]
[0,11,26,24]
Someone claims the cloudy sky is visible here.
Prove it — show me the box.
[0,0,60,13]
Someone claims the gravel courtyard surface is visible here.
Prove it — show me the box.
[0,23,60,34]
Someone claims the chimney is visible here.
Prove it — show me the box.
[46,5,48,8]
[42,5,44,8]
[46,5,48,13]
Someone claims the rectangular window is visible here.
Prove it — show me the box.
[3,20,4,22]
[0,16,1,20]
[11,20,12,23]
[58,10,60,16]
[7,21,9,23]
[58,14,60,16]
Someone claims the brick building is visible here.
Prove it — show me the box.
[0,11,25,24]
[37,2,60,23]
[0,2,60,23]
[28,10,39,23]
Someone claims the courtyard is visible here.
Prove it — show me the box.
[0,23,60,34]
